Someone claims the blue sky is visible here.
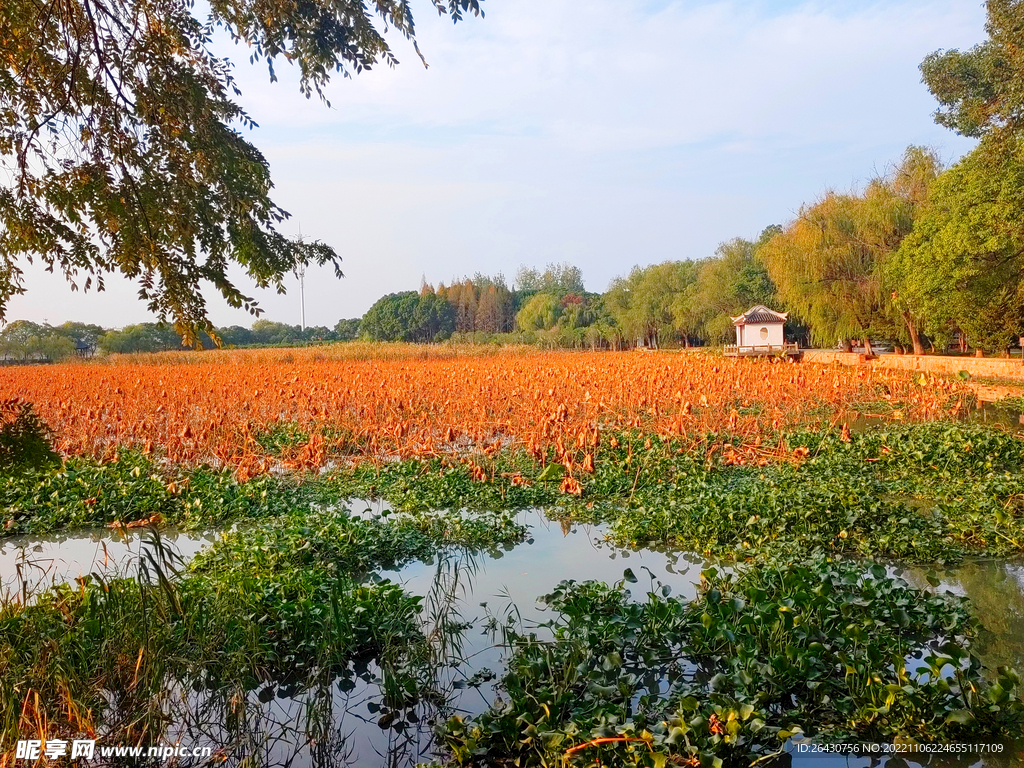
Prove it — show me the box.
[10,0,984,329]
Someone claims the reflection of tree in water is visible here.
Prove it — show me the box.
[906,561,1024,675]
[951,562,1024,675]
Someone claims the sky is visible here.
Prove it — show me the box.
[8,0,985,330]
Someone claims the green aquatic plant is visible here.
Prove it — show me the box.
[438,556,1024,767]
[344,423,1024,564]
[0,451,332,536]
[6,422,1024,565]
[992,393,1024,413]
[252,420,312,455]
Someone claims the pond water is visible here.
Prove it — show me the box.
[2,509,1023,767]
[0,527,220,600]
[970,401,1024,433]
[844,400,1024,435]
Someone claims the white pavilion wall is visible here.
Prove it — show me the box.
[739,324,784,346]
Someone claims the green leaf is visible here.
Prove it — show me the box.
[602,652,622,671]
[943,709,976,726]
[536,463,566,482]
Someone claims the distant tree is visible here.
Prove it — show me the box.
[410,291,455,341]
[250,319,294,345]
[57,322,106,349]
[0,321,39,360]
[514,263,585,296]
[305,326,333,342]
[583,295,622,350]
[471,272,510,292]
[39,335,77,361]
[0,320,42,361]
[359,292,419,342]
[217,326,254,347]
[333,318,362,341]
[516,293,562,332]
[556,293,594,331]
[605,262,698,348]
[451,280,478,333]
[98,323,182,354]
[514,267,543,294]
[684,232,779,344]
[1,320,81,361]
[475,284,514,333]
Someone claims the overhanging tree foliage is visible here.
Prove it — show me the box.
[0,0,481,342]
[920,0,1024,143]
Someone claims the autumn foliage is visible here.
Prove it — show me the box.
[1,347,970,481]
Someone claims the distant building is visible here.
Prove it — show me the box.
[731,305,787,347]
[75,341,95,359]
[725,305,799,358]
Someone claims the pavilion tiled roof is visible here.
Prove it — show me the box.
[731,305,788,325]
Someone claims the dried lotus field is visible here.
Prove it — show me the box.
[0,345,971,477]
[3,345,1024,768]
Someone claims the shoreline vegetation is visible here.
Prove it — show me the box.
[2,348,1023,766]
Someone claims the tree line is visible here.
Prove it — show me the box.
[355,250,785,350]
[350,159,936,353]
[0,319,361,361]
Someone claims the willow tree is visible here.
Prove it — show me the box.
[685,229,779,344]
[604,261,699,348]
[0,0,481,341]
[760,147,940,355]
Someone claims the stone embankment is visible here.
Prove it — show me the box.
[801,350,1024,401]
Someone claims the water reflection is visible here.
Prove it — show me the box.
[903,560,1024,676]
[169,516,1024,768]
[971,401,1024,433]
[0,527,218,600]
[843,400,1024,435]
[136,514,712,767]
